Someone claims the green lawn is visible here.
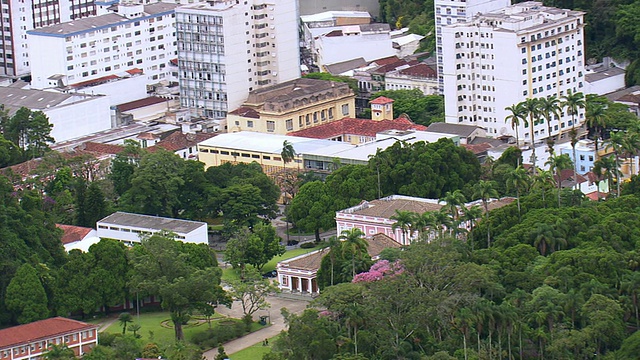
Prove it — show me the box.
[101,311,227,345]
[228,335,281,359]
[221,244,327,282]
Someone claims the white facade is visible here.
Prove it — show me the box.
[314,24,396,69]
[442,2,586,142]
[434,0,509,93]
[384,67,439,95]
[45,95,112,142]
[1,0,98,77]
[96,212,208,245]
[28,2,178,90]
[176,0,300,120]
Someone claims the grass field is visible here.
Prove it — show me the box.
[228,335,281,359]
[221,244,327,282]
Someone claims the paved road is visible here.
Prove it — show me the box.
[202,294,311,359]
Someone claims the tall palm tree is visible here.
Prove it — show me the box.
[433,209,453,239]
[390,209,415,245]
[473,180,499,248]
[521,98,541,174]
[561,90,585,186]
[339,228,368,278]
[545,154,573,208]
[461,205,483,242]
[593,156,618,198]
[281,140,296,243]
[532,170,555,206]
[505,103,526,148]
[605,131,625,197]
[505,165,530,219]
[415,211,437,239]
[623,131,640,176]
[585,101,607,161]
[439,189,467,221]
[538,95,561,154]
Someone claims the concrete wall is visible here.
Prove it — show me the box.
[46,96,112,143]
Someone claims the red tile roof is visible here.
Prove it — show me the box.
[56,224,94,245]
[147,131,217,153]
[228,107,261,119]
[70,74,119,89]
[399,63,437,78]
[137,132,160,140]
[0,317,97,348]
[117,96,168,112]
[287,116,426,139]
[370,96,394,105]
[126,68,143,75]
[372,55,400,66]
[462,143,492,155]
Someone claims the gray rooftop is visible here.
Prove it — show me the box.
[98,212,206,233]
[324,58,368,75]
[0,87,98,114]
[426,123,483,138]
[28,3,177,37]
[585,66,625,83]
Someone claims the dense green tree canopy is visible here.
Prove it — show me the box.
[368,89,444,126]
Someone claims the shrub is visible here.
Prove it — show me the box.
[300,242,315,249]
[190,320,246,349]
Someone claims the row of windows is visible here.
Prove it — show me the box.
[519,21,580,43]
[64,15,173,42]
[97,225,186,239]
[200,148,283,163]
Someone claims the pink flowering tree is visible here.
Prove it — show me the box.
[352,259,404,283]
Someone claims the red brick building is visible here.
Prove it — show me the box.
[0,317,98,360]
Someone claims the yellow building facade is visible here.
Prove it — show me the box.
[226,78,356,134]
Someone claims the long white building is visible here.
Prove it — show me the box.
[27,2,178,90]
[442,1,586,142]
[434,0,510,93]
[176,0,300,121]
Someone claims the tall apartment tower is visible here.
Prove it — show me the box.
[0,0,97,77]
[176,0,301,120]
[434,0,509,93]
[442,1,586,141]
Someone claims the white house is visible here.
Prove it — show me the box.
[96,212,208,245]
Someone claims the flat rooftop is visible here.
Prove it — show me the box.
[98,212,206,233]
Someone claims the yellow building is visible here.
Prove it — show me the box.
[226,78,356,134]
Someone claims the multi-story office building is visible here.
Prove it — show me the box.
[0,0,98,77]
[434,0,509,93]
[442,1,586,142]
[176,0,300,120]
[27,2,178,90]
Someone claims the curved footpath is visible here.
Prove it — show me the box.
[202,294,310,359]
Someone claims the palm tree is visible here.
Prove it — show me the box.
[585,100,607,161]
[561,90,585,186]
[439,189,467,220]
[505,166,530,219]
[390,209,415,245]
[281,140,296,244]
[326,236,342,286]
[415,211,437,239]
[461,205,483,245]
[605,131,625,196]
[593,156,618,198]
[521,98,541,174]
[545,154,573,207]
[339,228,368,278]
[532,170,555,205]
[118,312,133,335]
[473,180,499,248]
[622,131,640,176]
[505,103,526,149]
[432,209,453,239]
[538,95,561,153]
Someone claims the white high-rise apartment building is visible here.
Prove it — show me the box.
[442,1,586,142]
[0,0,97,77]
[27,2,177,90]
[176,0,300,120]
[434,0,510,93]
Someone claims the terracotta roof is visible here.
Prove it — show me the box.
[287,117,426,139]
[372,55,400,66]
[228,107,261,119]
[0,317,97,348]
[286,248,330,271]
[117,96,168,112]
[137,132,160,140]
[148,131,217,153]
[398,63,437,78]
[126,68,143,75]
[345,197,444,218]
[367,233,401,257]
[56,224,93,245]
[555,169,588,188]
[370,96,394,105]
[462,143,492,155]
[70,74,119,89]
[77,142,123,155]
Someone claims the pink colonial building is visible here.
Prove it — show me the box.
[336,195,444,245]
[0,317,98,360]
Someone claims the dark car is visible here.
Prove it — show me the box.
[262,270,277,278]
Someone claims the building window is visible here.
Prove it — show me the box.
[342,104,349,116]
[286,119,293,131]
[266,121,275,132]
[247,120,254,128]
[328,108,334,119]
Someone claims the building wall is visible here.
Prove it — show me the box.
[177,0,300,120]
[442,3,586,141]
[28,4,177,90]
[335,212,411,244]
[74,75,149,107]
[316,32,395,69]
[227,96,356,134]
[46,95,112,142]
[198,143,302,176]
[585,73,625,96]
[0,327,97,360]
[299,0,379,17]
[385,74,439,95]
[96,221,207,245]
